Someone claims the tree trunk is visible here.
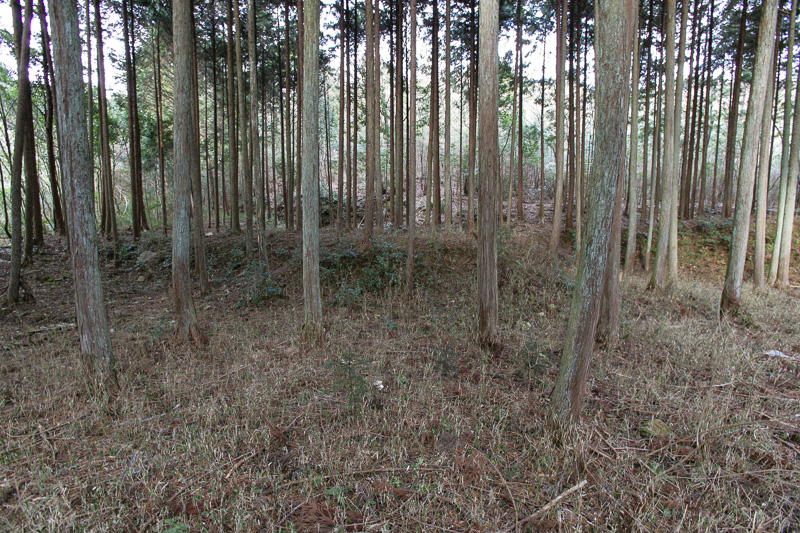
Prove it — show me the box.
[154,26,167,234]
[722,0,749,219]
[721,0,778,312]
[211,2,220,230]
[770,0,797,285]
[552,0,634,425]
[364,0,376,241]
[249,0,267,263]
[394,0,404,228]
[624,21,641,277]
[122,0,146,239]
[645,48,663,273]
[172,0,205,346]
[444,0,452,231]
[226,0,240,233]
[506,0,521,228]
[753,27,780,290]
[548,0,568,251]
[234,0,252,251]
[668,0,689,279]
[337,1,345,230]
[405,0,417,296]
[431,4,441,226]
[6,0,32,303]
[540,36,546,222]
[466,0,477,235]
[649,0,677,290]
[37,0,66,237]
[776,68,800,286]
[301,0,322,339]
[697,0,715,215]
[49,0,118,391]
[93,0,118,255]
[85,0,94,225]
[477,0,500,345]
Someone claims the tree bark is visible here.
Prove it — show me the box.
[444,0,452,232]
[249,0,267,263]
[302,0,322,339]
[548,0,568,252]
[624,21,641,277]
[234,0,253,251]
[649,0,677,290]
[172,0,205,345]
[551,0,634,425]
[49,0,118,392]
[37,0,66,237]
[6,0,33,303]
[721,0,778,312]
[405,0,417,296]
[394,0,404,228]
[466,0,477,235]
[364,0,376,241]
[753,26,780,290]
[722,0,749,218]
[154,26,167,234]
[477,0,499,345]
[770,0,797,285]
[226,0,240,232]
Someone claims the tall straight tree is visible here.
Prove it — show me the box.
[721,0,749,218]
[6,0,33,304]
[19,0,42,262]
[234,0,253,252]
[776,69,800,286]
[337,0,345,230]
[444,0,452,231]
[770,0,797,284]
[364,0,377,242]
[226,0,240,232]
[173,0,205,345]
[548,0,568,252]
[649,0,677,290]
[121,0,147,239]
[49,0,117,391]
[154,26,167,234]
[249,0,268,263]
[302,0,322,339]
[406,0,418,295]
[624,20,641,277]
[752,19,779,290]
[551,0,634,424]
[477,0,499,345]
[37,0,66,237]
[94,0,118,250]
[721,0,778,312]
[394,0,404,228]
[431,4,441,226]
[466,0,477,234]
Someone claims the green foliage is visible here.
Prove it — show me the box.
[237,262,282,308]
[227,248,247,271]
[333,283,363,308]
[514,341,551,383]
[694,218,734,249]
[326,354,368,406]
[322,238,408,307]
[433,346,460,378]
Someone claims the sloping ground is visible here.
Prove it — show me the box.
[0,225,798,531]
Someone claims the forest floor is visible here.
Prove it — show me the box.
[1,218,799,532]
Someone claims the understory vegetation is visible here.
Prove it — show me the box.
[1,225,799,531]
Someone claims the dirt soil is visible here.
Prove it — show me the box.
[1,222,799,531]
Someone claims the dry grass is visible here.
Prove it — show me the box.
[1,225,798,532]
